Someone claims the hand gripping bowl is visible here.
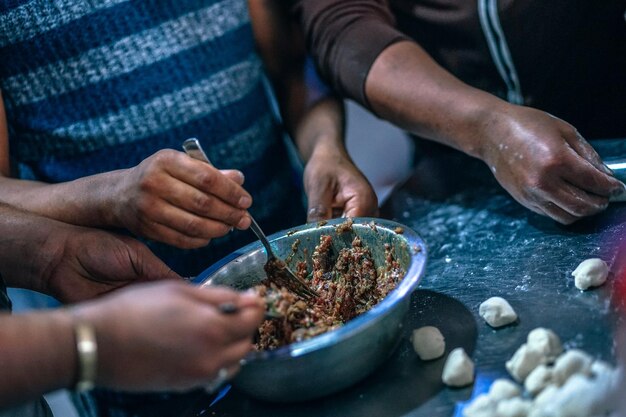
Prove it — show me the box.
[196,217,427,402]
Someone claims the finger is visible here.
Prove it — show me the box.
[123,242,183,281]
[559,151,625,197]
[193,304,262,345]
[222,306,265,340]
[537,201,579,225]
[159,179,250,229]
[306,179,335,222]
[564,129,613,176]
[210,362,241,382]
[237,290,265,310]
[144,200,236,241]
[118,236,183,281]
[168,157,252,210]
[542,180,609,218]
[191,285,255,308]
[341,187,379,219]
[138,218,211,249]
[220,170,245,186]
[218,340,255,367]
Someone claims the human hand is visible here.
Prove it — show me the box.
[111,150,253,249]
[303,146,378,222]
[71,282,264,392]
[44,227,181,303]
[479,105,624,224]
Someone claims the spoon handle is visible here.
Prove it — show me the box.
[182,138,213,165]
[248,216,275,259]
[182,138,274,257]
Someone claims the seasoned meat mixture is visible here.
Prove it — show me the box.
[255,229,404,350]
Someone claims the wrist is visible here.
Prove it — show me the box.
[72,321,98,391]
[305,134,348,162]
[71,302,116,389]
[294,97,345,162]
[43,309,78,392]
[468,100,518,163]
[94,170,127,228]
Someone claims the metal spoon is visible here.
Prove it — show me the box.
[182,138,318,300]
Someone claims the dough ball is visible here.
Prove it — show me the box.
[462,394,496,417]
[496,397,532,417]
[442,347,475,387]
[524,364,553,396]
[590,360,614,378]
[553,349,592,386]
[412,326,445,360]
[527,409,548,417]
[488,378,522,401]
[506,343,544,382]
[532,384,559,408]
[571,258,608,290]
[588,365,622,416]
[479,296,518,328]
[540,374,597,417]
[527,328,563,363]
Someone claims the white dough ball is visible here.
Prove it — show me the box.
[587,365,622,416]
[442,347,475,387]
[527,409,548,417]
[527,328,563,363]
[506,343,544,382]
[524,364,553,396]
[412,326,445,360]
[541,374,597,417]
[532,384,559,408]
[463,394,496,417]
[496,397,532,417]
[552,349,592,386]
[489,378,522,401]
[571,258,608,290]
[590,360,614,378]
[479,297,518,328]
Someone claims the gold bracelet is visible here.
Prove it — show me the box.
[74,323,97,392]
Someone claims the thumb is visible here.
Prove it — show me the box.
[132,241,183,282]
[306,180,335,222]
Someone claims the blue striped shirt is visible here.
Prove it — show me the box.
[0,0,305,276]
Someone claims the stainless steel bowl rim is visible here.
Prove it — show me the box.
[195,217,427,361]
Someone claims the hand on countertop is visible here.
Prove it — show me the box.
[478,105,625,224]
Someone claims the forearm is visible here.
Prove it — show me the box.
[365,41,511,159]
[294,0,511,159]
[0,170,122,228]
[293,96,346,162]
[0,203,72,292]
[0,90,119,227]
[0,90,9,176]
[0,310,75,408]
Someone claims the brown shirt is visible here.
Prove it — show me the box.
[292,0,626,138]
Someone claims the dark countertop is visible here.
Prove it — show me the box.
[137,139,626,417]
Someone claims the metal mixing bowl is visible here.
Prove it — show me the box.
[197,217,427,402]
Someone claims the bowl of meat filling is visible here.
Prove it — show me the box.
[197,217,427,402]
